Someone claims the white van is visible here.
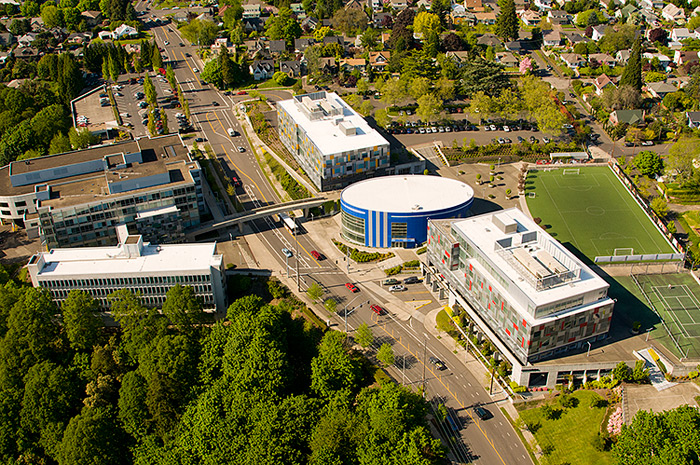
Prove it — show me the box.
[227,128,236,137]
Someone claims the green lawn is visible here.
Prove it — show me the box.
[518,391,613,465]
[525,166,674,262]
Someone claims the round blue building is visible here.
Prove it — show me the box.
[340,175,474,249]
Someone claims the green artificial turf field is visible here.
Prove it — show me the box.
[525,166,674,261]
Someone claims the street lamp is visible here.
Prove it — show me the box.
[422,333,428,398]
[342,295,367,336]
[586,341,592,357]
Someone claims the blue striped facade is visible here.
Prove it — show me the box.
[341,197,473,248]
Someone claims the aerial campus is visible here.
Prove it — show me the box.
[2,0,700,463]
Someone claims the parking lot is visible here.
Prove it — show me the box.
[73,87,118,134]
[111,73,190,138]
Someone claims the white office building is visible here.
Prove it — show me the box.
[26,228,227,313]
[424,209,615,387]
[277,91,391,191]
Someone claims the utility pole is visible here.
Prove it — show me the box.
[489,365,495,395]
[294,221,300,292]
[346,244,350,274]
[422,333,428,398]
[402,354,406,385]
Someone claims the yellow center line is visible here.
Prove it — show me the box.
[378,324,508,465]
[179,51,201,86]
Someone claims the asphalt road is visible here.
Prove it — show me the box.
[136,11,532,464]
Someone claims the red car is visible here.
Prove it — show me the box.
[237,90,247,95]
[370,304,383,315]
[311,250,322,260]
[345,282,358,293]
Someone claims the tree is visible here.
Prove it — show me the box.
[151,45,163,71]
[143,73,157,106]
[633,151,663,177]
[161,285,204,332]
[355,323,373,348]
[306,283,324,302]
[381,78,409,106]
[58,407,129,465]
[650,197,668,219]
[68,127,97,150]
[311,331,362,400]
[416,93,443,122]
[319,298,336,316]
[668,137,700,184]
[619,37,642,91]
[460,57,511,97]
[41,4,64,28]
[613,361,631,382]
[117,370,148,438]
[49,133,71,154]
[413,12,441,37]
[495,0,518,41]
[442,32,466,51]
[273,71,292,86]
[61,290,102,352]
[360,28,378,50]
[331,8,368,36]
[409,77,431,100]
[377,343,395,366]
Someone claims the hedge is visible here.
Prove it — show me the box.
[333,239,394,263]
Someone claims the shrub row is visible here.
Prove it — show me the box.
[332,239,394,263]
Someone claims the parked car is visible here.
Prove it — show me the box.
[238,146,245,152]
[429,356,447,370]
[310,250,322,260]
[404,276,420,284]
[345,282,359,293]
[212,101,219,106]
[641,140,654,146]
[542,137,551,143]
[389,284,406,292]
[281,248,292,258]
[383,278,400,285]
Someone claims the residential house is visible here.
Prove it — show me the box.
[609,109,644,126]
[591,25,607,41]
[687,111,700,129]
[80,10,103,27]
[496,52,519,67]
[671,27,693,43]
[643,52,671,71]
[640,0,663,10]
[390,0,408,9]
[561,30,587,46]
[662,3,685,22]
[280,60,304,77]
[543,30,561,47]
[505,40,524,53]
[113,24,139,39]
[269,39,286,54]
[249,60,275,80]
[639,9,660,26]
[66,32,90,45]
[290,3,305,15]
[243,4,262,18]
[0,32,14,47]
[373,12,392,27]
[29,18,44,32]
[243,17,266,33]
[589,53,616,67]
[615,4,638,20]
[368,0,382,13]
[339,58,366,72]
[519,10,540,26]
[668,76,691,88]
[17,32,37,47]
[560,52,586,68]
[474,11,496,24]
[345,0,365,12]
[210,38,231,51]
[244,39,267,58]
[674,50,699,66]
[477,33,502,47]
[465,0,484,10]
[318,57,337,73]
[295,37,315,52]
[534,0,553,10]
[369,51,390,71]
[548,9,570,25]
[616,49,631,65]
[450,3,472,24]
[415,0,431,8]
[381,31,391,44]
[14,47,40,60]
[323,36,344,47]
[301,16,319,30]
[446,50,471,67]
[647,81,678,99]
[594,74,616,95]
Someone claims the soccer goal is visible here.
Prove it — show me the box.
[562,168,580,175]
[614,247,634,256]
[528,192,536,198]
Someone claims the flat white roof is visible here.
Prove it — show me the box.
[452,208,608,313]
[277,92,389,156]
[34,242,221,278]
[342,175,474,213]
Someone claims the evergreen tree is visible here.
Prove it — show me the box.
[495,0,519,41]
[220,46,236,89]
[151,44,163,71]
[619,36,642,91]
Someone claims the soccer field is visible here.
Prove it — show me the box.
[525,166,674,261]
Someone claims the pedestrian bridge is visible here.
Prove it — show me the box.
[186,197,329,240]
